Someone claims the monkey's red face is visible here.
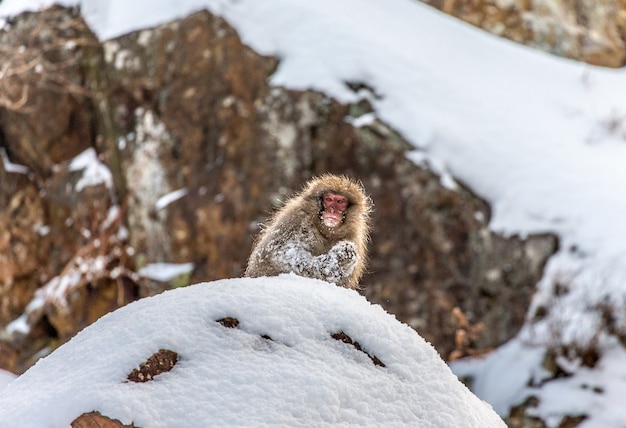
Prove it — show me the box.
[321,192,349,228]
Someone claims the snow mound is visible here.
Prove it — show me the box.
[0,274,503,427]
[0,370,16,393]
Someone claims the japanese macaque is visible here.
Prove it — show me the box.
[245,174,372,289]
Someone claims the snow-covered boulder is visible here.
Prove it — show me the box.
[0,370,15,393]
[0,275,504,427]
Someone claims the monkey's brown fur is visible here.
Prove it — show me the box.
[245,174,372,289]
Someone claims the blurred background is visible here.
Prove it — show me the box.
[1,1,624,426]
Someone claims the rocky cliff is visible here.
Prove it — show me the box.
[0,5,557,423]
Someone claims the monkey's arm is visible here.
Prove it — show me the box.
[278,240,358,285]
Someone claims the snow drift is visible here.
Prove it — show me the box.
[0,275,504,427]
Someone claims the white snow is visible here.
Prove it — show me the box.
[1,0,626,424]
[0,275,505,427]
[138,262,194,282]
[154,188,188,210]
[344,112,376,128]
[0,370,16,393]
[69,147,113,191]
[5,314,31,336]
[0,148,29,174]
[451,338,549,416]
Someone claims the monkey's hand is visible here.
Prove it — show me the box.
[280,240,358,286]
[327,240,358,276]
[311,240,358,286]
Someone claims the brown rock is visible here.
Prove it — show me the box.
[71,411,134,428]
[505,394,588,428]
[0,185,44,286]
[331,331,386,367]
[127,349,178,382]
[217,317,240,328]
[506,396,546,428]
[103,10,279,276]
[0,6,95,175]
[0,148,140,372]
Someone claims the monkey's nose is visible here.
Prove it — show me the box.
[327,204,343,213]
